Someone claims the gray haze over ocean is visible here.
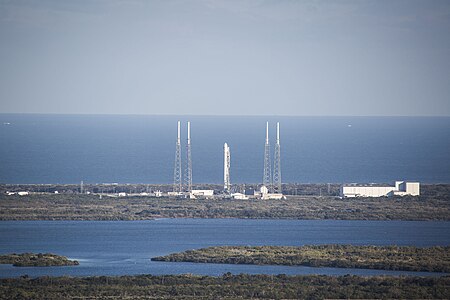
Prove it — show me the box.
[1,1,450,117]
[0,114,449,184]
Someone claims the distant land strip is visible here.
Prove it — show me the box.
[0,184,449,221]
[152,245,450,273]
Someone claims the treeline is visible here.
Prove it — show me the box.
[152,245,450,273]
[0,274,449,299]
[0,253,79,267]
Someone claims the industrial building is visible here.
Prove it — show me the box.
[190,189,214,199]
[254,186,286,200]
[340,181,420,198]
[231,192,248,200]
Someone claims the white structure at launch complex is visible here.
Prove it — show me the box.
[169,120,418,200]
[172,121,182,194]
[254,121,285,200]
[185,121,192,193]
[341,181,420,198]
[224,143,231,192]
[171,121,200,198]
[173,120,284,200]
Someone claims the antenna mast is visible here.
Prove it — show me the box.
[184,121,193,193]
[263,121,272,191]
[273,122,281,193]
[173,121,182,193]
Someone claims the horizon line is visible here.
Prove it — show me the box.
[1,112,450,118]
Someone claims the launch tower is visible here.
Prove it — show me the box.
[224,143,231,192]
[173,121,182,193]
[184,121,193,193]
[263,122,272,191]
[273,122,281,193]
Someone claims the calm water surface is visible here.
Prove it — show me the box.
[0,219,449,278]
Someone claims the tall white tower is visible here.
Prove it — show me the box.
[263,121,272,191]
[273,122,282,193]
[184,121,193,193]
[173,121,182,193]
[224,143,231,192]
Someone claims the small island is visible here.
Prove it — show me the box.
[152,245,450,273]
[0,253,79,267]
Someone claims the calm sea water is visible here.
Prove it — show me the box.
[0,114,449,184]
[0,219,449,278]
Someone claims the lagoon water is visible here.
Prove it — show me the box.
[0,114,450,184]
[0,219,449,278]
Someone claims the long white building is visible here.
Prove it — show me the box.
[341,181,420,198]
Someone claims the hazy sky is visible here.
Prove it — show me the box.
[1,0,449,116]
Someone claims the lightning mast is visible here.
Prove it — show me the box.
[263,122,272,191]
[173,121,182,193]
[273,122,281,193]
[184,121,193,193]
[224,143,231,192]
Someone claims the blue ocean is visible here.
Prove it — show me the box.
[0,114,449,184]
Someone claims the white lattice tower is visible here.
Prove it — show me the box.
[263,121,272,191]
[184,121,193,193]
[173,121,182,193]
[273,122,282,193]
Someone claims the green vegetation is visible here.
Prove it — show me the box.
[0,184,449,221]
[0,274,449,299]
[0,253,79,267]
[152,245,450,273]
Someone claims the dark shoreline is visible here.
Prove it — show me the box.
[0,274,449,299]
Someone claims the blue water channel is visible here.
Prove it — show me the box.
[0,219,449,278]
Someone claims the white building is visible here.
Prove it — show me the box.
[190,189,214,199]
[262,193,285,200]
[254,185,285,200]
[231,192,248,200]
[341,181,420,198]
[167,191,182,197]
